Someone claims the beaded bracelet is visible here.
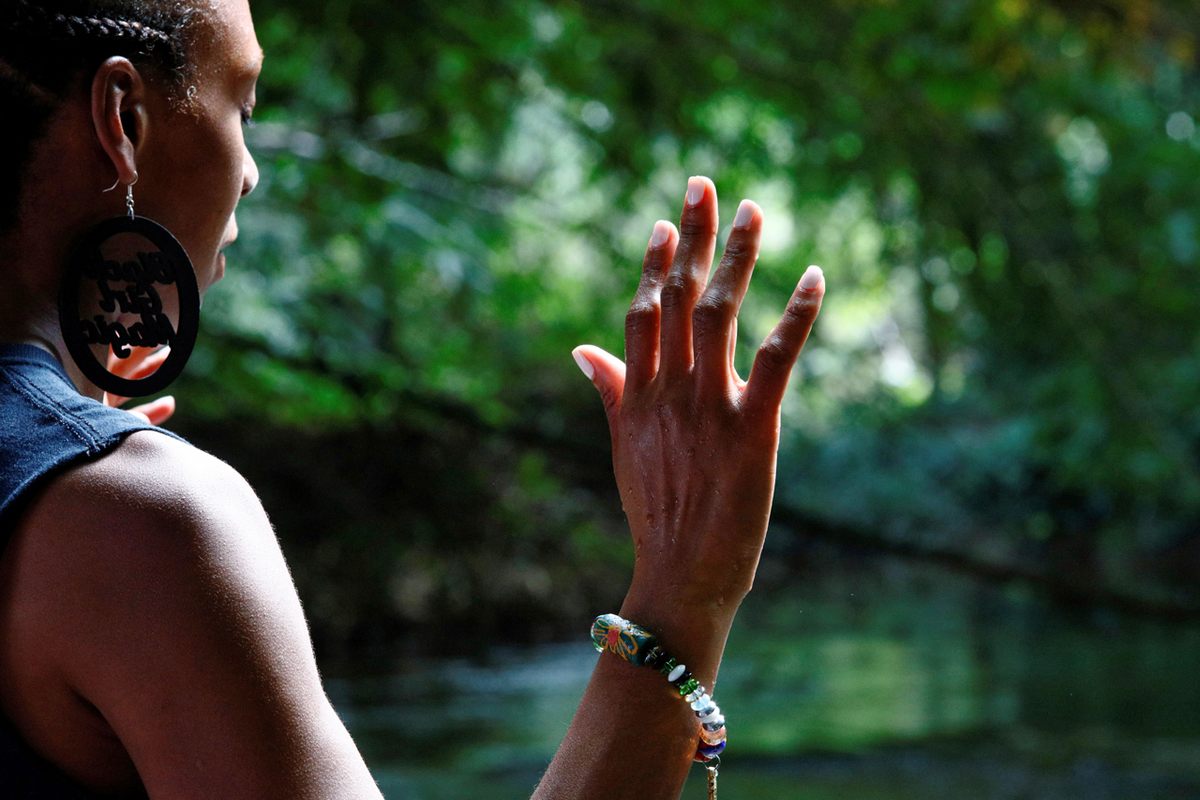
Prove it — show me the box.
[591,614,726,796]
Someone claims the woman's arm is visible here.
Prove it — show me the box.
[3,431,384,799]
[534,176,825,799]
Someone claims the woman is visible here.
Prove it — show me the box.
[0,1,825,797]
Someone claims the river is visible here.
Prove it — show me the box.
[324,560,1200,799]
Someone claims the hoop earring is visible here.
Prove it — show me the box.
[58,175,201,398]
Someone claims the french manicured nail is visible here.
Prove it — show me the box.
[799,265,824,292]
[649,220,672,247]
[686,176,706,207]
[572,348,595,380]
[733,199,755,228]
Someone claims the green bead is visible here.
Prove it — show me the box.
[677,677,700,696]
[658,657,678,677]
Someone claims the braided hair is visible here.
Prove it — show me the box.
[0,0,199,230]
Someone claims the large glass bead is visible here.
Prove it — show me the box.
[697,740,727,759]
[700,725,727,745]
[591,614,658,666]
[590,614,623,652]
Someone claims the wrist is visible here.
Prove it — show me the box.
[619,583,738,687]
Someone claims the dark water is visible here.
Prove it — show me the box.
[325,562,1200,799]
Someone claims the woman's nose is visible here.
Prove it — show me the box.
[242,145,259,198]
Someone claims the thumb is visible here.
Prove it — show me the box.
[572,345,626,423]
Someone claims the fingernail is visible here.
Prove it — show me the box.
[572,348,595,380]
[649,220,671,247]
[686,176,706,207]
[799,265,824,292]
[733,199,754,228]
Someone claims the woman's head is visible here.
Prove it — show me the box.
[0,0,260,304]
[3,1,198,231]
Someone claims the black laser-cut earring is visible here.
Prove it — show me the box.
[58,173,201,398]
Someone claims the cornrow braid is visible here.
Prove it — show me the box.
[0,0,198,230]
[11,0,172,48]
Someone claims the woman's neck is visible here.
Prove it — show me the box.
[0,232,106,400]
[0,315,105,402]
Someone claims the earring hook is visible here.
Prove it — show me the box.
[102,171,140,193]
[125,172,139,220]
[103,172,140,219]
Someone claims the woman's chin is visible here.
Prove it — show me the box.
[209,251,227,286]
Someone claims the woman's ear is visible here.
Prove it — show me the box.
[90,57,148,185]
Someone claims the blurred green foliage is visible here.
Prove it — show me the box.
[171,0,1200,646]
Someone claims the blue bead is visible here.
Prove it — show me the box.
[697,740,727,758]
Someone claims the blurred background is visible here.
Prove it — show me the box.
[171,0,1200,796]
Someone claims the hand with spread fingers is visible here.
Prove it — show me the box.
[102,346,177,426]
[539,176,824,800]
[572,175,824,659]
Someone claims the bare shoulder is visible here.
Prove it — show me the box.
[10,429,274,641]
[47,428,267,532]
[4,430,381,798]
[12,429,283,665]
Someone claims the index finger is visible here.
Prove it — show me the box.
[625,220,677,390]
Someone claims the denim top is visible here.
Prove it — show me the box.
[0,342,177,798]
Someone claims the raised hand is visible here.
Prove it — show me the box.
[103,346,177,426]
[538,177,824,800]
[572,176,824,659]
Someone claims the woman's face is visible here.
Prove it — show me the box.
[132,0,262,294]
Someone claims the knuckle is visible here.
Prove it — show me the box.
[757,335,791,368]
[678,217,712,239]
[625,301,659,333]
[659,275,692,310]
[640,254,667,282]
[783,295,818,325]
[720,238,753,265]
[599,383,620,410]
[692,294,729,331]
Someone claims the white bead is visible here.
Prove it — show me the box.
[690,695,712,711]
[667,664,687,682]
[698,707,723,724]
